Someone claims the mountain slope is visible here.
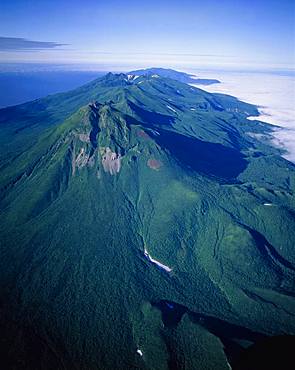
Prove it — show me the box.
[0,72,294,370]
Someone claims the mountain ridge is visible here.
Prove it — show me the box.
[0,71,294,369]
[129,67,221,85]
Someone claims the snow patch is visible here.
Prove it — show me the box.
[137,349,143,356]
[144,248,172,272]
[246,115,260,121]
[166,105,177,113]
[126,74,140,81]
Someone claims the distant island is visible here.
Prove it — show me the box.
[129,67,221,85]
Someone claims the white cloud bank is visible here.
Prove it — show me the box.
[189,69,295,162]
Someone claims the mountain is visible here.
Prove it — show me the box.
[129,67,220,85]
[0,71,294,370]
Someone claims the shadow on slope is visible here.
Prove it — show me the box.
[128,100,174,126]
[151,129,248,181]
[153,300,267,367]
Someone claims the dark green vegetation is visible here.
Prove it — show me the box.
[0,71,294,369]
[129,67,220,85]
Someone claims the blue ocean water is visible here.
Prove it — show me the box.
[0,70,105,108]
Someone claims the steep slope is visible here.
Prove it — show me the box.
[0,73,294,370]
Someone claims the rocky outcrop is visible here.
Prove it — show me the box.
[101,147,122,175]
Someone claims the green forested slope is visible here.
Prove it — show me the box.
[0,72,294,369]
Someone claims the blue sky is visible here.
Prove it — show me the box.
[0,0,294,70]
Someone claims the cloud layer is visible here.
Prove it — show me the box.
[190,69,295,162]
[0,37,66,51]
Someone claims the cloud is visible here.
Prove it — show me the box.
[189,69,295,163]
[271,128,295,163]
[0,37,67,51]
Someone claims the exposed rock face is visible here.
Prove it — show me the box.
[75,148,89,168]
[78,133,90,143]
[69,102,127,177]
[147,158,163,170]
[101,147,122,175]
[137,129,150,140]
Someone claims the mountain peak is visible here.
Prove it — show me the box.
[97,72,132,87]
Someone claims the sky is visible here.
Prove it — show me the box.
[0,0,294,70]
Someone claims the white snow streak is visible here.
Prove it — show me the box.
[144,248,172,272]
[166,105,177,113]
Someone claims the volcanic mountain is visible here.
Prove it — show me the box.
[0,71,294,369]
